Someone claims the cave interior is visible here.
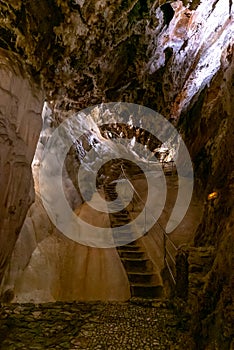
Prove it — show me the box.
[0,0,233,349]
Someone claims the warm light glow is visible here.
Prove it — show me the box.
[208,192,218,200]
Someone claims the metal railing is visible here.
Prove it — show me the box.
[120,165,178,285]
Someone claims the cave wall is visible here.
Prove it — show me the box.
[1,0,231,116]
[0,0,233,347]
[1,193,130,303]
[178,43,234,350]
[0,50,43,283]
[0,100,131,302]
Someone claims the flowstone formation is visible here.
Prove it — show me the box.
[0,51,43,283]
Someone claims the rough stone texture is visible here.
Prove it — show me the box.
[146,0,233,117]
[0,0,232,116]
[0,50,43,283]
[178,44,234,350]
[1,164,202,303]
[0,1,233,349]
[0,106,133,303]
[0,0,154,110]
[1,194,130,303]
[0,301,193,349]
[175,248,189,299]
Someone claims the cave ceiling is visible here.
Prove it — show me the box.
[0,0,233,118]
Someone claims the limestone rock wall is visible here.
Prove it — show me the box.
[0,50,43,284]
[1,103,131,303]
[1,194,130,303]
[178,44,234,350]
[0,1,233,347]
[146,0,233,117]
[1,0,232,117]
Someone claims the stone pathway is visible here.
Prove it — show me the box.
[0,301,192,349]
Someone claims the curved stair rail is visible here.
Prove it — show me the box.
[120,165,178,285]
[104,181,164,298]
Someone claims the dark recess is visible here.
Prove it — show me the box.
[160,3,175,27]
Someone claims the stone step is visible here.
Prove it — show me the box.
[105,192,116,196]
[116,240,137,247]
[111,221,130,226]
[114,212,129,217]
[113,235,135,241]
[127,271,155,284]
[113,238,136,245]
[112,230,134,236]
[117,245,140,251]
[111,222,130,228]
[121,258,153,272]
[109,208,126,213]
[105,193,116,197]
[105,189,117,194]
[112,226,133,231]
[105,183,116,188]
[130,284,163,298]
[111,227,133,234]
[124,241,138,245]
[111,214,130,221]
[104,183,164,300]
[118,250,145,259]
[105,190,116,194]
[106,196,117,201]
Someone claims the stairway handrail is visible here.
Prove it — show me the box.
[120,164,178,284]
[120,165,178,251]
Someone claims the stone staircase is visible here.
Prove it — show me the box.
[104,182,163,299]
[118,241,163,298]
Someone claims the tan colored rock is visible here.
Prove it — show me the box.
[0,49,43,283]
[1,192,130,302]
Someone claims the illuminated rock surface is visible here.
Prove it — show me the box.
[0,51,43,283]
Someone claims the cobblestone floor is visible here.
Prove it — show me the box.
[0,301,192,349]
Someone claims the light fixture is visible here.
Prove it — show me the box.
[207,192,218,201]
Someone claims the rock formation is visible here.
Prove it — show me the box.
[0,50,43,283]
[0,0,233,348]
[178,43,234,350]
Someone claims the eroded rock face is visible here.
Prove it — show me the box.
[178,45,234,350]
[0,50,43,283]
[0,0,232,117]
[1,194,130,302]
[146,0,233,117]
[0,1,233,348]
